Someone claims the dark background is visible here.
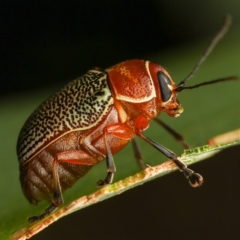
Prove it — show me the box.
[2,0,240,96]
[1,1,240,239]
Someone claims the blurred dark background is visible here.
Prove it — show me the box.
[1,0,240,239]
[2,0,240,96]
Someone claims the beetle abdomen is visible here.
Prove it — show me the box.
[17,70,113,165]
[20,155,94,204]
[20,131,96,203]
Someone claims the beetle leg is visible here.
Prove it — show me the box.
[51,150,98,202]
[136,130,203,187]
[52,157,64,206]
[97,123,135,187]
[28,155,64,223]
[28,150,98,223]
[28,203,58,223]
[131,138,146,169]
[132,116,190,170]
[97,132,116,187]
[154,118,190,149]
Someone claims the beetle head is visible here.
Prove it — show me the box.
[147,61,183,118]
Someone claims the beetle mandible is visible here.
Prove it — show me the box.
[17,16,235,223]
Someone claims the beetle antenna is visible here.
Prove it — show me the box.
[176,15,232,92]
[177,75,238,90]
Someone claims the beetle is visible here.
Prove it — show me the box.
[17,16,235,223]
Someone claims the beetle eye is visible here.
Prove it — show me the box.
[157,72,172,102]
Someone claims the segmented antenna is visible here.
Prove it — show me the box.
[176,15,235,92]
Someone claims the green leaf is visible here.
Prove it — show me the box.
[1,24,240,240]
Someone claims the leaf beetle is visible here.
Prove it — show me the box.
[17,16,235,222]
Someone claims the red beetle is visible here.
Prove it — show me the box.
[17,16,234,222]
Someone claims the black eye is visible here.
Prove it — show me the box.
[157,72,172,102]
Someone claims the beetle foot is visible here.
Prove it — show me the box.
[97,172,114,187]
[28,203,58,223]
[183,168,203,187]
[97,179,110,187]
[28,215,44,223]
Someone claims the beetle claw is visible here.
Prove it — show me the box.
[28,215,40,223]
[97,179,111,188]
[97,171,114,187]
[183,168,203,187]
[188,173,204,187]
[97,179,106,187]
[28,203,58,223]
